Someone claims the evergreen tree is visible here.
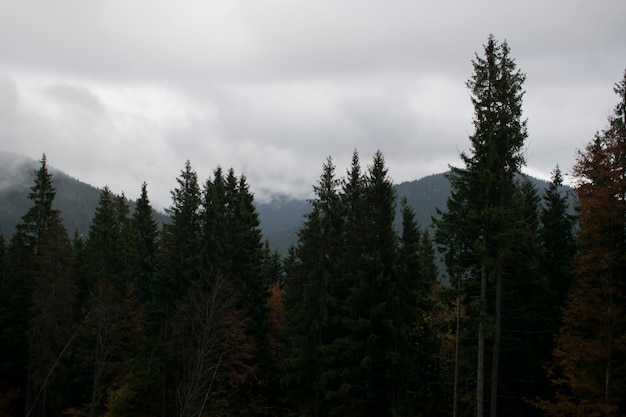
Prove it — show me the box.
[201,166,230,280]
[16,154,57,254]
[217,171,269,416]
[540,166,577,307]
[393,198,437,415]
[154,160,203,416]
[26,211,75,417]
[327,151,398,417]
[77,187,138,417]
[0,154,61,414]
[132,182,159,306]
[283,156,343,416]
[498,178,548,416]
[159,160,202,302]
[434,35,527,417]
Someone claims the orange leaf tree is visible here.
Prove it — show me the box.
[539,69,626,417]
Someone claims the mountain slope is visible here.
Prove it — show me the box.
[0,153,574,256]
[0,152,168,239]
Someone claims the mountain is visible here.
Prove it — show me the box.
[0,152,574,256]
[0,152,168,239]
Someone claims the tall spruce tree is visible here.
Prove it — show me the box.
[81,187,135,417]
[327,151,398,417]
[217,170,269,415]
[160,160,202,301]
[155,160,203,416]
[132,182,159,306]
[434,35,527,417]
[0,154,61,414]
[283,156,343,416]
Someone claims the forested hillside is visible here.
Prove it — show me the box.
[1,37,624,417]
[0,153,568,256]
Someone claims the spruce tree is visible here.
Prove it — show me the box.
[132,182,159,306]
[224,171,269,415]
[81,186,135,417]
[154,160,203,416]
[160,160,202,301]
[0,154,61,413]
[17,154,57,254]
[26,211,75,417]
[434,35,527,417]
[283,156,343,416]
[393,198,437,415]
[540,166,576,307]
[327,151,398,417]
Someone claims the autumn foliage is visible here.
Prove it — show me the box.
[538,70,626,417]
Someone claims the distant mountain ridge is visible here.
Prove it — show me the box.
[0,152,573,255]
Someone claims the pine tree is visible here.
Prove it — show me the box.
[434,35,527,417]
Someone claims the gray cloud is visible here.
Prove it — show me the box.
[42,83,106,115]
[0,0,625,210]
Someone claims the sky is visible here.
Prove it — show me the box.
[1,0,625,211]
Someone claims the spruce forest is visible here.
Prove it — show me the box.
[1,36,625,417]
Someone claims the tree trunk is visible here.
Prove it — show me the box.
[453,267,461,417]
[477,264,487,417]
[490,268,502,417]
[605,279,613,416]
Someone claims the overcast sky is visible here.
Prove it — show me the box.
[1,0,625,210]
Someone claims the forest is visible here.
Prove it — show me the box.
[0,36,625,417]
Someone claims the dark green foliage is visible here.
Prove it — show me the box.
[79,187,138,417]
[434,35,531,417]
[131,182,159,306]
[540,166,577,305]
[0,155,62,414]
[26,211,75,417]
[152,161,204,416]
[283,156,343,416]
[160,160,203,301]
[283,151,442,417]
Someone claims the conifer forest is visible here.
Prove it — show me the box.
[1,36,625,417]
